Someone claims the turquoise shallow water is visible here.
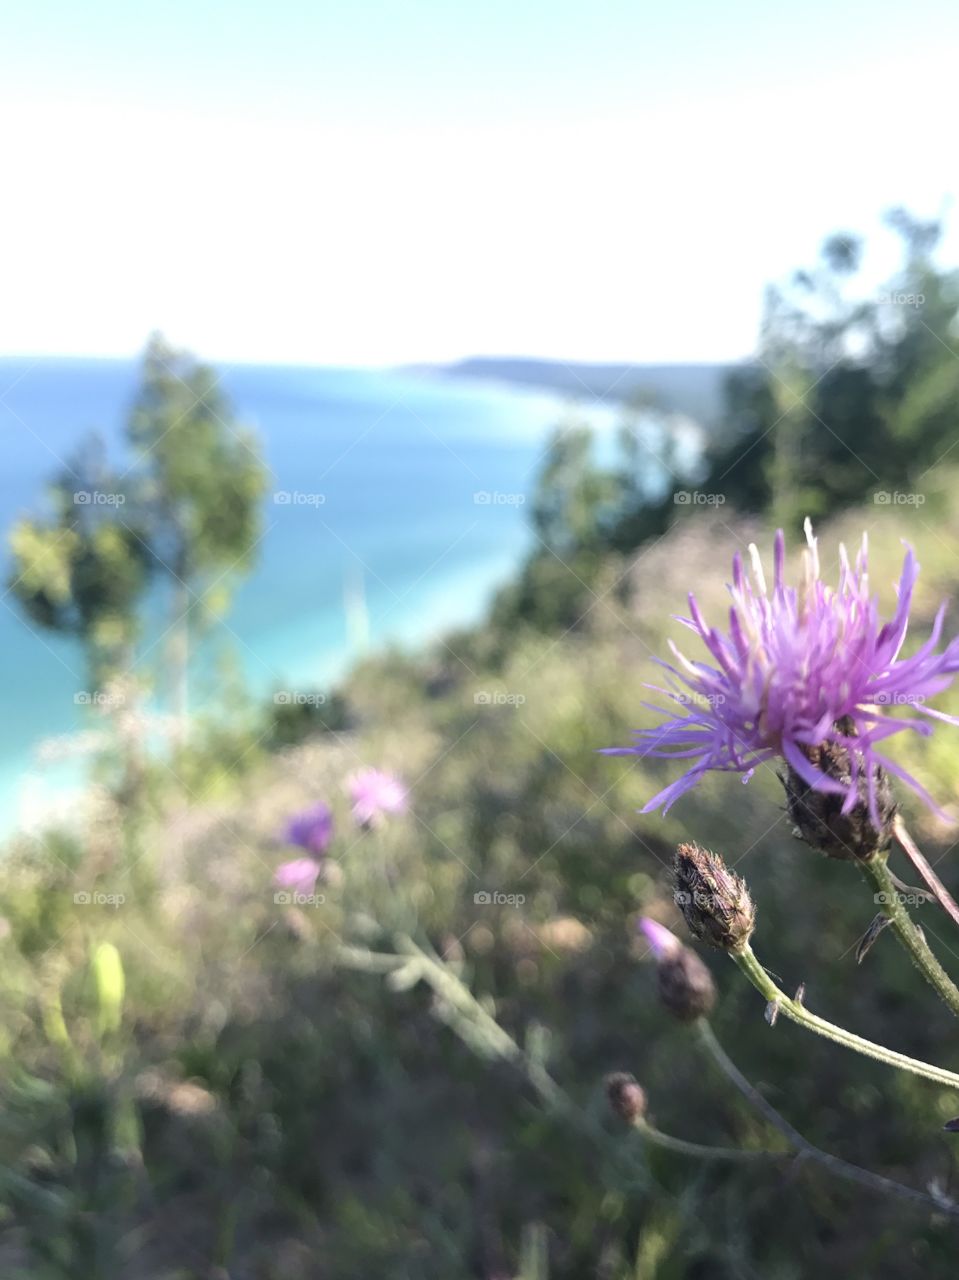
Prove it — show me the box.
[0,358,575,833]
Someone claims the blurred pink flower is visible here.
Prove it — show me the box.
[348,767,408,827]
[274,857,321,894]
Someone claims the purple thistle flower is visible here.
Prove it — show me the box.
[348,767,408,827]
[282,802,334,857]
[605,520,959,825]
[274,856,322,893]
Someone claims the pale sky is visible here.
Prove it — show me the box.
[1,0,957,366]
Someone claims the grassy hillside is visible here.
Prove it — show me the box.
[3,495,959,1277]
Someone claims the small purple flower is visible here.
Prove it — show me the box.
[274,857,322,894]
[348,767,408,827]
[605,520,959,824]
[638,916,682,960]
[282,802,334,857]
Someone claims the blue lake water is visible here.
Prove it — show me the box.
[0,357,591,832]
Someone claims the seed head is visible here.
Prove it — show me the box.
[782,732,896,860]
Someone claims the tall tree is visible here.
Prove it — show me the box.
[126,334,267,735]
[8,336,267,756]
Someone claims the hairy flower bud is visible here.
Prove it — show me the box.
[638,917,717,1021]
[605,1072,646,1123]
[658,946,717,1021]
[782,734,896,861]
[673,843,755,952]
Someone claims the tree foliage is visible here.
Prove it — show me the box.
[7,335,267,703]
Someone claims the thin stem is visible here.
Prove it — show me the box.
[858,855,959,1019]
[697,1021,807,1147]
[341,940,777,1166]
[894,815,959,932]
[339,935,959,1220]
[733,944,959,1090]
[697,1020,958,1215]
[634,1117,782,1163]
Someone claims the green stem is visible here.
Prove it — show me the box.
[858,855,959,1019]
[697,1020,958,1215]
[733,944,959,1090]
[338,937,959,1218]
[634,1117,781,1162]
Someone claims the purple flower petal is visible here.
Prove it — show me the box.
[607,521,959,818]
[638,917,682,959]
[282,802,334,856]
[348,768,408,827]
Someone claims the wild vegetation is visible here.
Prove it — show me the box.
[4,213,959,1277]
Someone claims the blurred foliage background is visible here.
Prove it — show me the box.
[4,216,959,1277]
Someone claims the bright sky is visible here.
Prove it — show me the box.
[2,0,957,365]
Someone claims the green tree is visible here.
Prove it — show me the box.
[689,212,959,530]
[8,335,268,757]
[8,435,148,683]
[127,333,267,734]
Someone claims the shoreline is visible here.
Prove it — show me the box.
[0,544,524,843]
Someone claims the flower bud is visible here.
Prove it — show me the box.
[605,1071,646,1123]
[673,843,755,952]
[782,738,896,861]
[659,947,717,1022]
[638,917,717,1021]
